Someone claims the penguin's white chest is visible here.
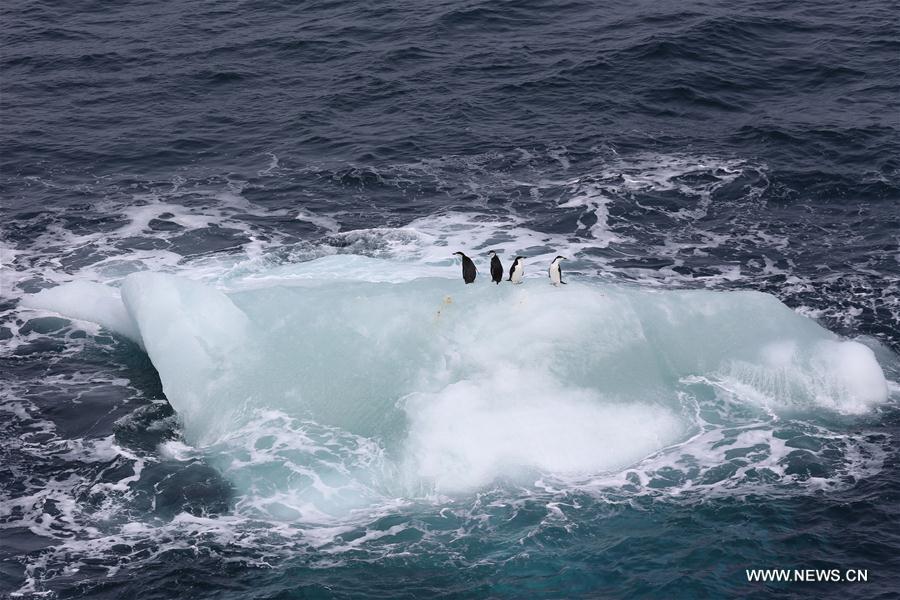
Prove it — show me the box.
[549,263,562,285]
[510,262,524,283]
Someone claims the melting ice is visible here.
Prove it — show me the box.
[25,255,891,517]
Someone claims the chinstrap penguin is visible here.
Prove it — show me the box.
[453,251,477,284]
[549,256,567,285]
[508,256,525,283]
[487,250,503,284]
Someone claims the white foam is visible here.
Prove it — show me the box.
[297,209,341,234]
[402,369,684,492]
[810,340,890,413]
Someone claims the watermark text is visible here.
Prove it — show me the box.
[746,568,868,583]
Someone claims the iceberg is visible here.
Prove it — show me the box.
[24,256,891,496]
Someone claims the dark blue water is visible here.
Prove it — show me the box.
[2,0,899,598]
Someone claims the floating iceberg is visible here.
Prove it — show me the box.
[25,256,890,496]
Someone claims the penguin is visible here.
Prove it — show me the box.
[487,250,503,284]
[549,256,567,285]
[452,251,477,284]
[508,256,525,284]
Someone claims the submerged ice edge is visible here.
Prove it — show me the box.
[4,398,892,599]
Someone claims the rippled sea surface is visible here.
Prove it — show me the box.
[2,1,899,598]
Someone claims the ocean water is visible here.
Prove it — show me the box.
[2,0,899,598]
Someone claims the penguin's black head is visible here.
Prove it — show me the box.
[452,251,465,257]
[555,255,567,261]
[487,250,497,256]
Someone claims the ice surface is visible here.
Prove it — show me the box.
[24,256,890,497]
[24,281,143,346]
